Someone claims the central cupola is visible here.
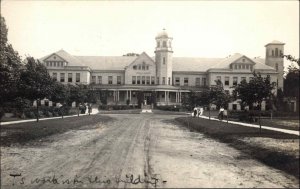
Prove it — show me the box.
[155,28,173,52]
[155,29,173,85]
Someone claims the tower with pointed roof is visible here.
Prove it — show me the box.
[265,40,285,89]
[155,29,173,85]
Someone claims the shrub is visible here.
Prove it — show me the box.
[156,105,180,111]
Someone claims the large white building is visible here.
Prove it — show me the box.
[40,29,285,110]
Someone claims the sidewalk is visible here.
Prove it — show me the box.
[1,108,99,126]
[198,115,299,136]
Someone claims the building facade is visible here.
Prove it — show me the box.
[40,29,284,110]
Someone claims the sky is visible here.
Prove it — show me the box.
[1,0,299,69]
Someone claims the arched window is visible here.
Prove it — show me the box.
[275,48,278,57]
[163,41,167,47]
[272,50,274,56]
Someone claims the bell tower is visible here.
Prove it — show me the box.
[155,29,173,85]
[265,40,285,90]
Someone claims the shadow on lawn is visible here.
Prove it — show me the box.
[0,115,113,146]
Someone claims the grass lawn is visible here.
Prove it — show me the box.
[0,114,112,146]
[175,116,299,179]
[260,118,299,131]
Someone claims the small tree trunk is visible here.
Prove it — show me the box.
[259,102,262,133]
[36,101,39,122]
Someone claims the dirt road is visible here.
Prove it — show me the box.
[1,114,298,188]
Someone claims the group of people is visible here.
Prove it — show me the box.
[193,107,204,118]
[192,106,228,120]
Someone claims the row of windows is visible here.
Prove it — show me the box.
[174,77,207,87]
[133,64,150,70]
[230,64,252,70]
[91,76,122,85]
[132,76,156,85]
[52,72,80,83]
[216,76,253,86]
[270,48,283,57]
[46,61,65,67]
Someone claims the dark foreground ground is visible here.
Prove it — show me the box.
[176,117,300,179]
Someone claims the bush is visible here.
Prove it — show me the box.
[98,105,134,111]
[24,111,35,119]
[156,105,180,111]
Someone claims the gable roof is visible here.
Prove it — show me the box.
[40,50,275,72]
[40,49,86,67]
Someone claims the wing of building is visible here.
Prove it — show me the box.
[40,29,285,110]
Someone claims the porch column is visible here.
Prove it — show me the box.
[165,91,167,102]
[176,92,178,103]
[129,90,132,101]
[179,92,182,103]
[113,91,115,102]
[126,90,128,100]
[117,90,120,102]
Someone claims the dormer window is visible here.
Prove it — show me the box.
[242,58,245,62]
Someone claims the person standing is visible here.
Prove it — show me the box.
[219,107,224,120]
[193,108,197,118]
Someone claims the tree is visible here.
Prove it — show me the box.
[86,89,99,104]
[18,57,54,102]
[99,90,108,105]
[233,72,276,110]
[0,15,22,119]
[283,56,299,112]
[284,64,299,98]
[122,53,139,57]
[50,82,70,104]
[68,84,88,116]
[210,80,231,109]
